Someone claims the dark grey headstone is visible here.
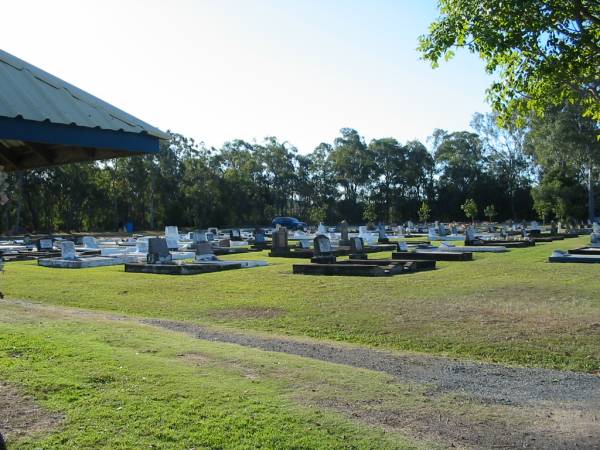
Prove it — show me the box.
[254,229,266,243]
[340,220,349,241]
[350,237,364,253]
[272,227,288,251]
[147,238,172,264]
[314,235,332,255]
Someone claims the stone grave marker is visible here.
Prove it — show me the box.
[147,238,172,264]
[194,242,216,261]
[191,231,206,244]
[377,223,389,243]
[311,235,336,264]
[349,237,367,259]
[465,226,476,244]
[82,236,99,249]
[340,220,350,245]
[272,227,288,253]
[61,241,77,260]
[591,223,600,247]
[253,228,266,243]
[317,223,327,236]
[36,238,54,251]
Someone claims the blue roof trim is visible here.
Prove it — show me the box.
[0,116,160,153]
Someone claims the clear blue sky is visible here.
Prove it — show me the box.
[2,0,493,153]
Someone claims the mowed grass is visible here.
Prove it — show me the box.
[0,302,435,449]
[3,236,600,372]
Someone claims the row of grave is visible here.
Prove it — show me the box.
[1,221,597,274]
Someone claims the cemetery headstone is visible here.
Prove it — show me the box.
[166,237,179,250]
[271,227,289,255]
[397,241,409,251]
[82,236,99,249]
[230,229,242,241]
[36,238,53,251]
[194,242,216,261]
[465,226,476,244]
[311,235,336,264]
[349,237,367,259]
[191,231,206,244]
[591,223,600,247]
[165,226,179,237]
[377,223,389,243]
[317,223,327,236]
[339,220,350,245]
[147,238,172,264]
[61,241,77,260]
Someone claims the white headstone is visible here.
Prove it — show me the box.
[82,236,99,249]
[61,241,77,260]
[165,226,179,238]
[317,223,327,235]
[398,242,408,251]
[166,237,179,250]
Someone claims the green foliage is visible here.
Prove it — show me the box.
[0,165,7,205]
[461,198,478,222]
[309,204,327,224]
[419,0,600,123]
[526,104,599,221]
[3,113,598,232]
[418,201,431,223]
[483,204,497,221]
[362,202,377,223]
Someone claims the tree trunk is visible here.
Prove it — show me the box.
[588,162,595,223]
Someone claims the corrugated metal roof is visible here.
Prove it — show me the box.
[0,49,169,140]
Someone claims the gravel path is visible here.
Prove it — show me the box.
[145,318,600,408]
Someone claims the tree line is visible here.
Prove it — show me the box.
[1,106,598,234]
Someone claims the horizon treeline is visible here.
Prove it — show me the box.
[1,106,598,233]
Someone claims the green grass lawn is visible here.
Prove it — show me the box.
[1,302,437,449]
[3,236,599,372]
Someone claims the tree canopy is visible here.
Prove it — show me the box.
[418,0,600,123]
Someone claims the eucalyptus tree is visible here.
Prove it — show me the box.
[369,137,407,222]
[471,112,532,218]
[330,128,374,203]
